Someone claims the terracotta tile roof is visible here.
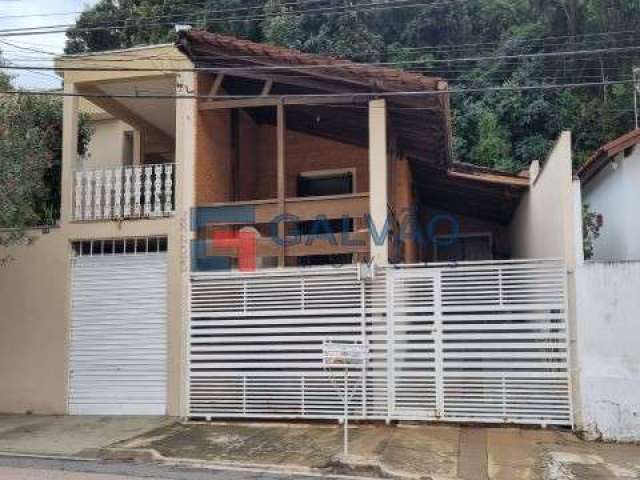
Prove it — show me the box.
[448,162,530,188]
[577,129,640,184]
[178,30,446,93]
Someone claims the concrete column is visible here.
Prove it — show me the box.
[369,99,389,265]
[60,81,79,225]
[395,156,418,263]
[171,71,198,417]
[277,102,286,267]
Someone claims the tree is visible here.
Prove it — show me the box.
[0,79,92,249]
[583,203,603,260]
[469,109,514,171]
[0,95,51,248]
[63,0,640,172]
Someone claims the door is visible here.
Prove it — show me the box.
[69,249,168,415]
[387,268,442,419]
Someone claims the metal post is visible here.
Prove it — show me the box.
[634,68,639,130]
[343,368,349,457]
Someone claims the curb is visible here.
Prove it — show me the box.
[0,448,456,480]
[0,449,380,480]
[96,447,440,480]
[0,451,91,462]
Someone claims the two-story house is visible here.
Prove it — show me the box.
[0,30,579,428]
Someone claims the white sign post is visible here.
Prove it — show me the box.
[322,340,368,458]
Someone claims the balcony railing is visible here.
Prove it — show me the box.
[73,163,175,221]
[195,193,370,263]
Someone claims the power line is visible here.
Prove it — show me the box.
[2,43,639,74]
[0,78,633,100]
[0,0,461,37]
[8,30,640,62]
[0,0,361,21]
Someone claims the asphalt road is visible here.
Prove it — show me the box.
[0,456,345,480]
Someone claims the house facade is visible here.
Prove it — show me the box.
[579,129,640,262]
[0,31,581,428]
[575,130,640,441]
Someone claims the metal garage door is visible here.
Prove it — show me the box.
[69,240,168,415]
[188,260,571,426]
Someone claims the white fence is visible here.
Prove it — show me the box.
[73,163,175,221]
[189,259,571,426]
[576,261,640,441]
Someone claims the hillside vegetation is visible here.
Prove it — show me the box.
[65,0,640,171]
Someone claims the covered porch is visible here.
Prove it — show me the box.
[180,30,520,270]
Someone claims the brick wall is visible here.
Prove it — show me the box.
[198,109,371,202]
[196,109,232,204]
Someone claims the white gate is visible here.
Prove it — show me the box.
[189,260,571,426]
[69,240,168,415]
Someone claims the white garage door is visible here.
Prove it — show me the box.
[69,243,168,415]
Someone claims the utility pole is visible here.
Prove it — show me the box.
[634,67,639,130]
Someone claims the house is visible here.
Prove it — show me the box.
[577,129,640,262]
[574,129,640,441]
[0,31,579,429]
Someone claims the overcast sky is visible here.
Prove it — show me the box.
[0,0,99,89]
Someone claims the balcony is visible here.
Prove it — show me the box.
[73,163,175,222]
[195,193,371,267]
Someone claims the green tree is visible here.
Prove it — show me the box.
[63,0,640,172]
[0,79,92,248]
[469,109,514,171]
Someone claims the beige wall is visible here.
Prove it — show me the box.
[510,132,575,261]
[0,220,181,415]
[0,230,69,414]
[508,131,583,428]
[80,117,137,170]
[0,63,196,416]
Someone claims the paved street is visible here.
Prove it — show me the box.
[0,467,149,480]
[0,456,332,480]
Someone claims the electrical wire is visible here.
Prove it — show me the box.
[0,78,633,100]
[0,0,463,37]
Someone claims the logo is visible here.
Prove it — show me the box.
[191,205,459,272]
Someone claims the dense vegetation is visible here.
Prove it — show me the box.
[65,0,640,172]
[0,61,92,243]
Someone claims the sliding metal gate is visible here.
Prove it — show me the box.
[189,260,571,426]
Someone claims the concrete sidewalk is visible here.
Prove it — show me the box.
[111,421,640,480]
[0,415,171,456]
[1,415,639,479]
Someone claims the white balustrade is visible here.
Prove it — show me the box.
[123,167,132,217]
[103,169,113,219]
[164,164,173,214]
[73,163,175,221]
[153,165,162,217]
[143,166,153,217]
[93,170,103,220]
[133,167,143,217]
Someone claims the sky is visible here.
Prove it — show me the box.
[0,0,99,89]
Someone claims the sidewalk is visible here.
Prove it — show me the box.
[0,415,171,456]
[1,415,639,480]
[111,421,640,480]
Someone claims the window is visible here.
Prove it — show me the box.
[297,169,354,197]
[122,131,135,166]
[72,237,168,257]
[433,234,493,262]
[296,169,356,266]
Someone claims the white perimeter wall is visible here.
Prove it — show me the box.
[510,131,576,263]
[576,261,640,441]
[582,146,640,261]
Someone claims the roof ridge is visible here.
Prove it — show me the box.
[178,29,445,92]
